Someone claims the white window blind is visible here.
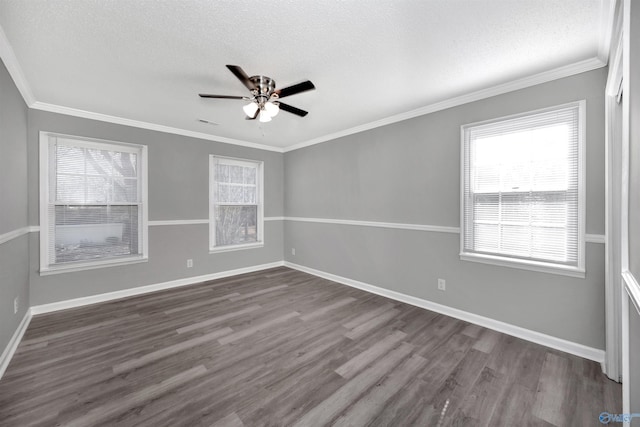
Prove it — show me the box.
[461,102,584,276]
[40,133,147,273]
[210,156,263,250]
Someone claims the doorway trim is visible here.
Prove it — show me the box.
[605,10,623,382]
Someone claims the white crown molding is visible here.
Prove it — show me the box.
[264,216,285,221]
[30,101,283,153]
[284,261,605,363]
[0,310,32,380]
[597,0,618,63]
[0,19,608,156]
[30,261,285,315]
[28,54,605,155]
[0,25,35,105]
[283,57,607,153]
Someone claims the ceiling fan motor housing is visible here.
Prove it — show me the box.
[249,75,277,105]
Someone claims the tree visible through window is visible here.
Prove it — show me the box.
[210,156,263,250]
[40,133,147,273]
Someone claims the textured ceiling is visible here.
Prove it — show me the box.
[0,0,611,150]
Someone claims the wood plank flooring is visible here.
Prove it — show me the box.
[0,267,621,426]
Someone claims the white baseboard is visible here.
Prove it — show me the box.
[0,310,32,379]
[6,258,604,383]
[30,261,285,315]
[284,261,605,364]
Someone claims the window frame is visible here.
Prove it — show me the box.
[209,155,264,253]
[39,131,149,275]
[459,101,586,278]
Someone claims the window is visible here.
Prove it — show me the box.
[460,101,585,277]
[210,156,263,252]
[39,132,148,274]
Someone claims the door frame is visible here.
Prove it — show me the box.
[605,18,624,382]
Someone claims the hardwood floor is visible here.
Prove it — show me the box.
[0,267,621,426]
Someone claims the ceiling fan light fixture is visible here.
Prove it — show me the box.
[264,101,279,117]
[200,65,314,121]
[242,102,259,117]
[258,110,272,123]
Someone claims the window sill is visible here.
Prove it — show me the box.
[459,252,585,278]
[40,256,148,276]
[209,242,264,254]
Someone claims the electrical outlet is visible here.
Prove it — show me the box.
[13,297,18,314]
[187,259,193,268]
[291,248,296,256]
[437,279,446,291]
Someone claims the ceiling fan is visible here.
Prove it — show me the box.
[199,65,315,123]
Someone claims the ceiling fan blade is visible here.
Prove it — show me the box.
[245,108,260,120]
[278,102,309,117]
[199,94,249,100]
[275,80,315,98]
[226,65,257,91]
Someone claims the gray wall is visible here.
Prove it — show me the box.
[0,44,614,364]
[284,68,607,349]
[0,59,30,353]
[27,110,284,305]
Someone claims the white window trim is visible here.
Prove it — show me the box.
[459,101,586,278]
[459,253,586,278]
[38,256,149,276]
[39,131,149,275]
[209,155,264,253]
[209,242,265,254]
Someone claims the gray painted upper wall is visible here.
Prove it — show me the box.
[285,68,607,235]
[26,110,285,305]
[27,110,284,225]
[283,68,607,349]
[0,58,30,358]
[0,59,28,235]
